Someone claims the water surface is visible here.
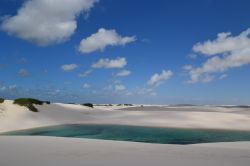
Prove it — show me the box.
[2,124,250,144]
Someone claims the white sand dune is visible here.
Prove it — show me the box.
[0,136,250,166]
[1,100,250,132]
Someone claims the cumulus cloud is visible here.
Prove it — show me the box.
[193,29,250,56]
[148,70,173,87]
[79,69,92,77]
[115,84,126,91]
[92,57,127,69]
[18,69,29,77]
[61,64,78,72]
[78,28,136,53]
[116,69,131,77]
[186,29,250,83]
[1,0,98,46]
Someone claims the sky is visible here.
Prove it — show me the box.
[0,0,250,105]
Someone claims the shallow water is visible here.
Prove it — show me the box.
[2,124,250,144]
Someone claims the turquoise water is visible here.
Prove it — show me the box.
[2,124,250,144]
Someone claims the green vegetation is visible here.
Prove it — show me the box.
[124,104,133,106]
[13,98,44,112]
[44,101,50,104]
[82,103,93,108]
[0,98,4,103]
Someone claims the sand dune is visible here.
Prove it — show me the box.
[1,100,250,166]
[1,100,250,132]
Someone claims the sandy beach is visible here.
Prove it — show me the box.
[1,100,250,166]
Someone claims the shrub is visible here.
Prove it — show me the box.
[124,104,133,106]
[13,98,44,112]
[44,101,50,104]
[82,103,93,108]
[0,98,4,103]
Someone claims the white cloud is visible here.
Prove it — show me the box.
[116,69,131,77]
[18,69,29,77]
[183,65,193,71]
[1,0,98,46]
[83,83,91,88]
[61,64,78,72]
[201,75,214,83]
[148,70,173,87]
[188,53,198,59]
[193,29,250,56]
[92,57,127,69]
[0,86,6,91]
[78,28,136,53]
[219,74,228,80]
[186,29,250,83]
[79,69,92,77]
[0,84,17,92]
[115,84,126,91]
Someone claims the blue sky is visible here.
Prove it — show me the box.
[0,0,250,104]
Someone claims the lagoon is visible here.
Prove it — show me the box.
[3,124,250,145]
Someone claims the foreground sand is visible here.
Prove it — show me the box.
[0,136,250,166]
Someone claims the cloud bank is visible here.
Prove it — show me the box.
[79,28,136,53]
[1,0,98,46]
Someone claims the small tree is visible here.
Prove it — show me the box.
[0,98,4,103]
[82,103,93,108]
[13,98,44,112]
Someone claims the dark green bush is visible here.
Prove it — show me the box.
[124,104,133,106]
[44,101,50,104]
[82,103,93,108]
[0,98,4,103]
[13,98,44,112]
